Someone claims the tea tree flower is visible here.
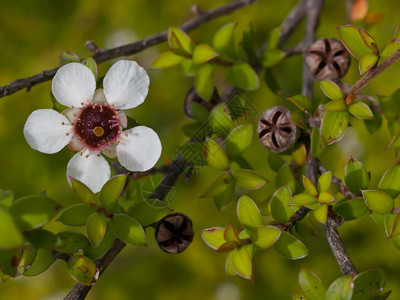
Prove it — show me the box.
[24,60,162,193]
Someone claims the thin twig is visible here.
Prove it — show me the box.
[278,0,307,47]
[0,0,258,98]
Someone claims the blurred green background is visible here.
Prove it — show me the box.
[1,0,400,299]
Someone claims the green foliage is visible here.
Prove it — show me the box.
[362,190,394,215]
[110,214,146,246]
[298,267,326,300]
[273,231,309,259]
[86,212,107,247]
[344,158,370,194]
[58,204,94,226]
[66,254,98,286]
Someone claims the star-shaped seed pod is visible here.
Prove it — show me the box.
[257,106,297,153]
[305,38,350,81]
[155,213,194,254]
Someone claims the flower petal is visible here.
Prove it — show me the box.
[116,126,162,172]
[103,60,150,110]
[67,151,110,193]
[24,109,73,154]
[52,63,96,107]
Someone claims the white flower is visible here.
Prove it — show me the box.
[24,60,162,193]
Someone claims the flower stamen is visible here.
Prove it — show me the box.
[93,126,105,137]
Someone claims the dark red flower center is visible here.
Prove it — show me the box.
[74,104,120,149]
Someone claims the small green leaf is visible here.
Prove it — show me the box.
[318,171,332,193]
[190,101,210,123]
[378,94,400,121]
[9,195,60,231]
[320,111,349,145]
[270,186,293,223]
[111,214,146,246]
[364,109,382,134]
[318,191,335,204]
[261,49,285,68]
[292,143,307,167]
[180,58,197,76]
[201,174,233,198]
[59,50,80,66]
[168,27,195,54]
[213,22,237,58]
[378,164,400,198]
[57,231,90,254]
[334,198,369,221]
[100,175,126,211]
[0,249,21,277]
[292,287,307,300]
[362,190,394,215]
[276,163,296,192]
[195,64,215,100]
[290,110,308,130]
[25,229,59,249]
[287,95,313,112]
[359,53,378,75]
[129,201,170,226]
[209,103,233,136]
[81,57,98,81]
[298,267,326,300]
[204,138,230,170]
[349,101,374,119]
[232,169,267,190]
[86,212,107,247]
[325,275,354,300]
[23,249,56,276]
[67,254,99,286]
[84,223,115,260]
[224,223,240,244]
[311,127,326,158]
[192,44,219,64]
[225,124,253,157]
[345,158,370,194]
[225,251,238,277]
[0,208,24,250]
[352,269,386,300]
[17,245,37,276]
[251,226,281,249]
[320,80,343,100]
[213,179,235,211]
[291,193,317,206]
[323,99,347,112]
[384,214,400,238]
[58,204,94,226]
[268,27,282,49]
[240,23,256,59]
[178,142,207,166]
[268,152,285,172]
[0,189,13,209]
[273,231,309,259]
[312,204,328,224]
[231,246,252,280]
[303,175,318,196]
[201,227,226,250]
[380,41,400,59]
[152,51,184,69]
[338,25,378,60]
[237,195,262,229]
[226,62,259,90]
[71,177,98,206]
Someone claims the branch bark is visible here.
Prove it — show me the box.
[0,0,257,99]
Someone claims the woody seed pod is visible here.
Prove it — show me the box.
[155,212,194,254]
[305,38,350,81]
[257,106,297,153]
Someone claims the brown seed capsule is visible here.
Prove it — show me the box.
[257,106,297,153]
[305,38,350,81]
[155,212,194,254]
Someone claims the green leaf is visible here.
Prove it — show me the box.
[209,103,233,136]
[111,213,146,246]
[320,111,349,145]
[23,248,56,276]
[231,246,252,280]
[264,68,282,95]
[273,231,310,259]
[352,269,386,300]
[325,275,354,300]
[58,204,94,226]
[201,174,233,198]
[86,212,107,247]
[292,143,307,167]
[251,226,281,249]
[380,41,400,59]
[25,229,59,249]
[261,49,285,68]
[312,204,328,224]
[291,193,317,207]
[323,99,347,112]
[17,245,37,276]
[349,101,374,119]
[240,23,256,59]
[0,189,13,209]
[270,186,293,223]
[226,62,259,90]
[180,58,197,76]
[359,53,378,75]
[152,51,184,69]
[195,64,215,100]
[318,171,332,193]
[310,127,325,158]
[9,195,60,231]
[318,191,335,204]
[232,169,267,190]
[190,101,210,123]
[303,175,318,196]
[168,27,195,55]
[99,175,126,211]
[81,57,98,81]
[204,138,230,170]
[268,152,285,172]
[224,223,240,245]
[201,227,226,250]
[84,223,115,260]
[290,110,308,130]
[225,124,253,157]
[57,231,90,254]
[320,80,343,100]
[364,108,382,134]
[225,251,238,277]
[378,164,400,198]
[192,44,219,64]
[0,249,21,277]
[237,195,262,229]
[59,50,80,66]
[333,198,369,221]
[377,94,400,121]
[276,163,296,192]
[344,158,370,194]
[287,95,313,112]
[362,190,394,215]
[213,22,237,58]
[298,267,326,300]
[268,27,282,49]
[129,201,170,226]
[66,254,99,286]
[213,179,235,211]
[0,208,24,250]
[178,142,207,166]
[292,287,307,300]
[338,25,378,60]
[71,177,98,206]
[384,214,400,238]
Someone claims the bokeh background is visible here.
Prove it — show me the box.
[1,0,400,299]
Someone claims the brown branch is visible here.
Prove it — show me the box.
[0,0,258,99]
[278,0,307,47]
